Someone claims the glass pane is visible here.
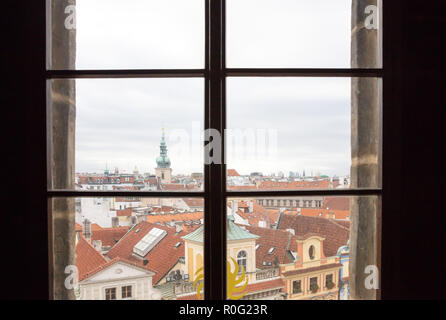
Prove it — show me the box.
[47,0,205,69]
[227,0,382,68]
[226,77,381,191]
[48,78,204,191]
[50,197,204,300]
[226,196,379,300]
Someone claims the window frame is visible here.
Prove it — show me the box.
[121,285,132,299]
[105,287,117,300]
[40,0,399,300]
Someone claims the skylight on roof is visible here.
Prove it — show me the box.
[255,244,260,250]
[268,247,275,254]
[133,227,167,257]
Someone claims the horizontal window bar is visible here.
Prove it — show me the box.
[225,68,383,77]
[47,191,205,198]
[45,69,206,79]
[225,188,382,197]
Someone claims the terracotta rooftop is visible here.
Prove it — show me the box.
[146,211,203,224]
[245,226,297,269]
[227,169,241,177]
[79,257,155,282]
[277,214,349,257]
[244,278,284,295]
[291,208,350,220]
[75,222,103,232]
[75,235,107,281]
[323,197,350,211]
[106,221,187,284]
[258,180,330,190]
[91,226,130,247]
[228,200,280,227]
[183,198,204,208]
[116,208,133,217]
[161,184,199,191]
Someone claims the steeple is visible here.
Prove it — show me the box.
[156,128,171,169]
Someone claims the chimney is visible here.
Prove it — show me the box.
[83,219,92,243]
[287,228,295,236]
[249,201,253,213]
[112,217,119,228]
[175,223,183,233]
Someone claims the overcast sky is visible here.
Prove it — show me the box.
[73,0,355,177]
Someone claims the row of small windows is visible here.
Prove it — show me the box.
[257,199,323,208]
[292,274,335,294]
[105,285,132,300]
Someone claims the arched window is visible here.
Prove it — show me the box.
[237,250,247,273]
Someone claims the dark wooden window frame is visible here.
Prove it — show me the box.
[32,0,405,300]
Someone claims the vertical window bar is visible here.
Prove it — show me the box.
[204,0,226,300]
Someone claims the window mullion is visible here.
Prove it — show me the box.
[204,0,226,300]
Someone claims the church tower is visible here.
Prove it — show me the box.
[155,129,172,184]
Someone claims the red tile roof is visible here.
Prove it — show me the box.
[228,200,280,227]
[323,197,350,211]
[227,169,240,177]
[227,185,258,191]
[258,180,330,190]
[277,215,349,257]
[177,293,202,300]
[162,184,199,191]
[183,198,204,208]
[91,226,130,247]
[244,278,284,294]
[75,235,107,281]
[244,226,296,268]
[79,257,155,282]
[292,208,350,220]
[116,208,133,217]
[228,180,330,191]
[106,221,187,284]
[146,212,203,224]
[75,222,103,232]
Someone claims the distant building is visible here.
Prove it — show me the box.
[155,129,172,184]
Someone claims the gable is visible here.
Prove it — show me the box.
[82,261,154,284]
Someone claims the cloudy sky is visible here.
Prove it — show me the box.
[73,0,357,177]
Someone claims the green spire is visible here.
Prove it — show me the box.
[156,128,171,169]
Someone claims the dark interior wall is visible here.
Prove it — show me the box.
[2,0,446,299]
[3,1,48,299]
[392,0,446,299]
